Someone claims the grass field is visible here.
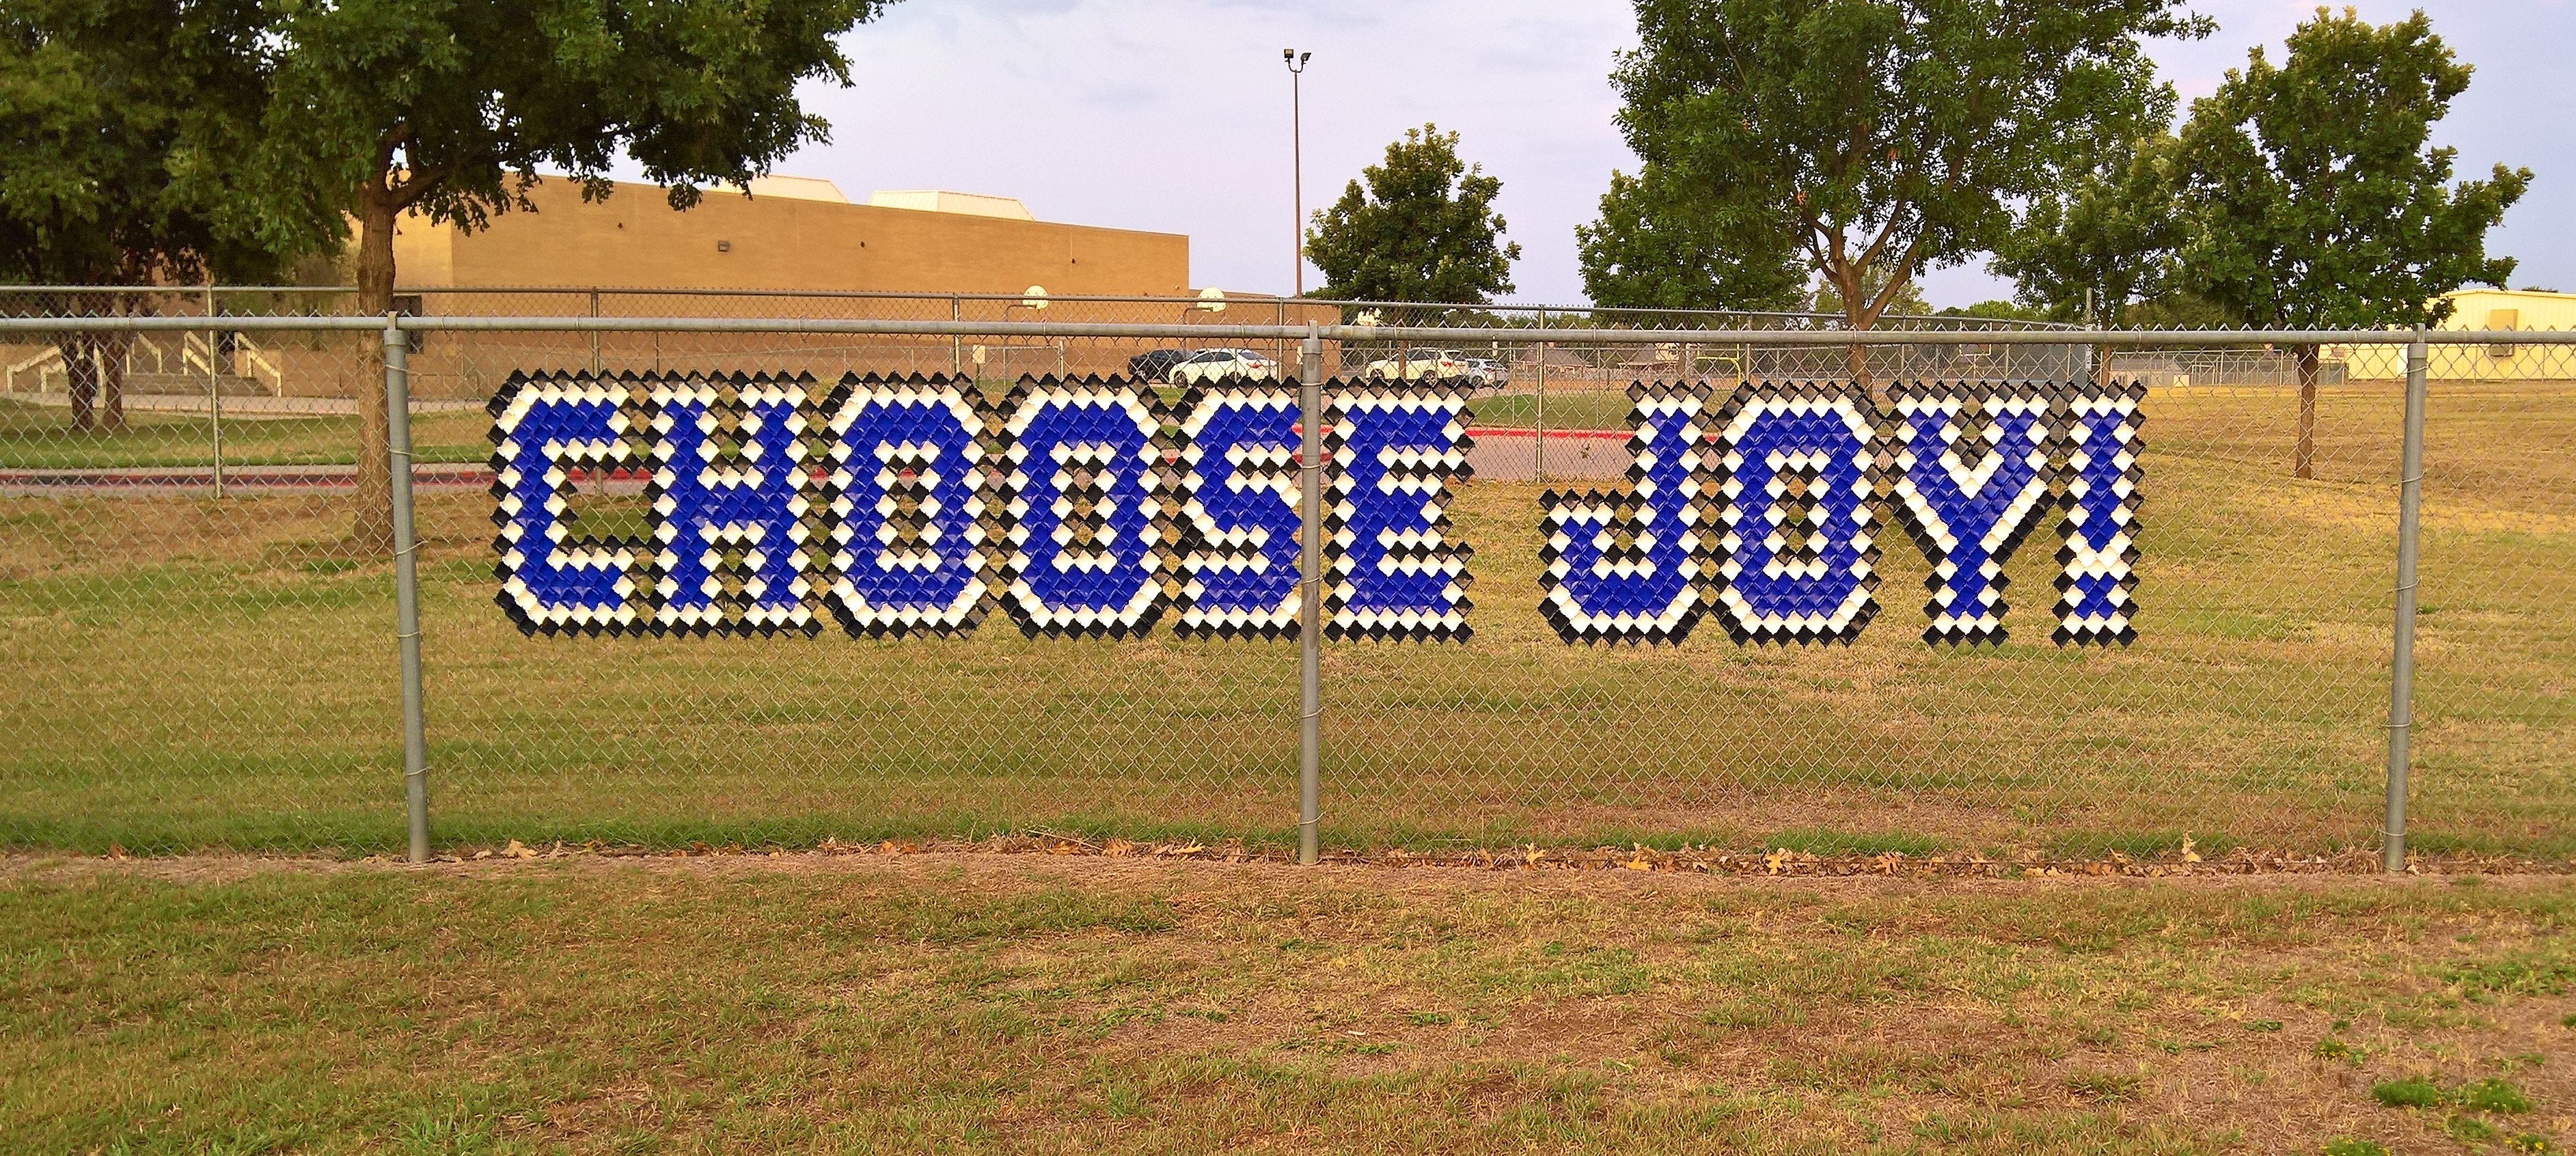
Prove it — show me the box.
[1470,387,1639,432]
[3,853,2571,1153]
[0,398,495,469]
[1,381,2570,857]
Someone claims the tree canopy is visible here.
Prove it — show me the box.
[0,0,329,288]
[1602,0,2206,334]
[0,0,340,429]
[1934,300,2048,322]
[1989,128,2185,325]
[1576,166,1805,312]
[1305,124,1520,305]
[230,0,895,545]
[1809,264,1928,320]
[2170,7,2529,331]
[248,0,892,313]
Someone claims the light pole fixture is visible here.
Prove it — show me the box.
[1284,48,1311,298]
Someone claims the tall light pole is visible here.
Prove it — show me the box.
[1284,48,1310,297]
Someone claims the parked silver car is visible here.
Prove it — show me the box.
[1167,348,1280,384]
[1361,348,1473,381]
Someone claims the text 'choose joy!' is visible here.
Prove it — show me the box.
[492,372,2141,648]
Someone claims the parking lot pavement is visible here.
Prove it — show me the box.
[1465,428,1630,482]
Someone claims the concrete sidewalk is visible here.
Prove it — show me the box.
[1,391,484,418]
[0,463,498,495]
[1,428,1635,494]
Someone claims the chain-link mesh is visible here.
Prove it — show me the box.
[2,292,387,851]
[1,290,2567,861]
[2404,344,2574,856]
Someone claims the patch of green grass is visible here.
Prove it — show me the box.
[2064,1071,2141,1102]
[2456,1077,2534,1114]
[2507,1133,2556,1154]
[2316,1038,2368,1065]
[2442,953,2575,998]
[2450,1115,2502,1142]
[2323,1140,2390,1156]
[2371,1075,2448,1109]
[1468,389,1636,432]
[0,400,491,469]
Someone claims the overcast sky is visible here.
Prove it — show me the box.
[742,0,2571,308]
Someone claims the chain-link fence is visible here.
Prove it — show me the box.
[1,297,2566,866]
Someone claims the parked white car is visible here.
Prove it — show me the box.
[1167,348,1280,384]
[1361,348,1475,381]
[1462,358,1509,388]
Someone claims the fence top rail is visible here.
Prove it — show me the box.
[0,284,2081,330]
[0,315,2520,346]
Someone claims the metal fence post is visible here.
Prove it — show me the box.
[1298,323,1325,866]
[2382,327,2429,874]
[384,315,431,864]
[204,284,223,498]
[1534,305,1548,483]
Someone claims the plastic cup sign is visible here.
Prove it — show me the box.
[493,371,2139,647]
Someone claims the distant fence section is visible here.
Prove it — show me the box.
[0,297,2568,870]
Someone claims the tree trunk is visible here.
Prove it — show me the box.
[2293,343,2319,480]
[351,189,400,552]
[60,333,99,432]
[96,331,129,431]
[1826,262,1877,396]
[1839,303,1876,398]
[1842,340,1873,394]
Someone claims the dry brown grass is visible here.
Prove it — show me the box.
[2,852,2570,1153]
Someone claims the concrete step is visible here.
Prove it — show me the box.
[121,372,274,397]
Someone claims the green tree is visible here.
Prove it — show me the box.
[1606,0,2204,380]
[1576,166,1805,312]
[1935,301,2048,323]
[2173,7,2530,478]
[1810,265,1928,320]
[243,0,893,545]
[0,0,333,430]
[1305,124,1520,305]
[1991,130,2187,325]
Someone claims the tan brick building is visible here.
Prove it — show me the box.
[391,175,1191,297]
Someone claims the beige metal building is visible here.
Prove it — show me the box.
[2338,288,2576,379]
[390,175,1192,297]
